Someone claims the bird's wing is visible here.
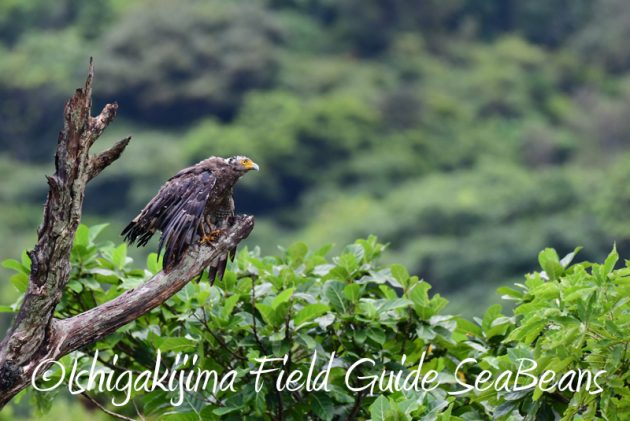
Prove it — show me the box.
[122,169,216,269]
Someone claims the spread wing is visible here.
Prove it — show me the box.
[122,169,216,269]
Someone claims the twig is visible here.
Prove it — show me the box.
[348,390,366,420]
[81,392,137,421]
[97,356,143,376]
[190,312,235,371]
[197,308,246,362]
[251,283,268,354]
[132,399,146,421]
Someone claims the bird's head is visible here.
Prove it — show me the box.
[226,156,259,173]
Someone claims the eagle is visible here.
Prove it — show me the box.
[122,156,259,281]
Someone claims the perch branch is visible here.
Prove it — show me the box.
[55,216,254,355]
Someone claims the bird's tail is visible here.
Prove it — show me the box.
[207,248,236,285]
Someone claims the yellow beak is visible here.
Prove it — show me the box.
[243,160,259,171]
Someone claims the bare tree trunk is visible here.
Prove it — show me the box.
[0,60,254,408]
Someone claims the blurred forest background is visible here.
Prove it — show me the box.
[3,0,630,418]
[3,0,630,327]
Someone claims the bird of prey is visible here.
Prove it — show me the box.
[122,156,259,281]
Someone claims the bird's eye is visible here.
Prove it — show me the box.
[241,159,251,165]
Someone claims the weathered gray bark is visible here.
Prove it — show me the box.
[0,60,254,408]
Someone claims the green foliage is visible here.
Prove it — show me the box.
[497,246,630,418]
[0,396,110,421]
[0,0,115,44]
[573,0,630,72]
[98,0,283,124]
[593,153,630,240]
[3,226,628,419]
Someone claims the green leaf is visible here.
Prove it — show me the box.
[112,243,127,270]
[67,280,83,293]
[325,281,348,313]
[221,269,237,291]
[538,248,563,280]
[74,224,89,247]
[482,304,503,331]
[314,244,334,257]
[87,267,117,277]
[143,391,171,415]
[578,291,597,323]
[369,395,390,421]
[311,393,334,421]
[156,337,196,352]
[2,258,27,274]
[256,303,279,326]
[603,245,619,275]
[221,295,240,319]
[367,327,386,345]
[408,281,430,306]
[119,276,144,290]
[21,250,31,270]
[440,402,456,420]
[343,283,361,302]
[88,223,109,242]
[162,412,198,421]
[379,298,412,313]
[272,287,295,309]
[505,317,545,345]
[236,277,253,295]
[294,303,330,326]
[214,405,242,416]
[497,286,523,300]
[287,242,308,264]
[146,253,162,274]
[560,246,582,268]
[379,284,397,300]
[82,278,102,291]
[10,272,28,293]
[391,264,409,287]
[32,390,58,416]
[409,281,434,319]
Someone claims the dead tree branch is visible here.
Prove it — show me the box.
[0,60,255,408]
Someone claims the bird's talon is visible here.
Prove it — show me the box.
[200,229,224,244]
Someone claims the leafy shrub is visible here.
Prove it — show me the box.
[2,226,629,419]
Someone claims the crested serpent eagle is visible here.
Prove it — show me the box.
[122,156,259,281]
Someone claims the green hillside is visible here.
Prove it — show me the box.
[2,0,630,318]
